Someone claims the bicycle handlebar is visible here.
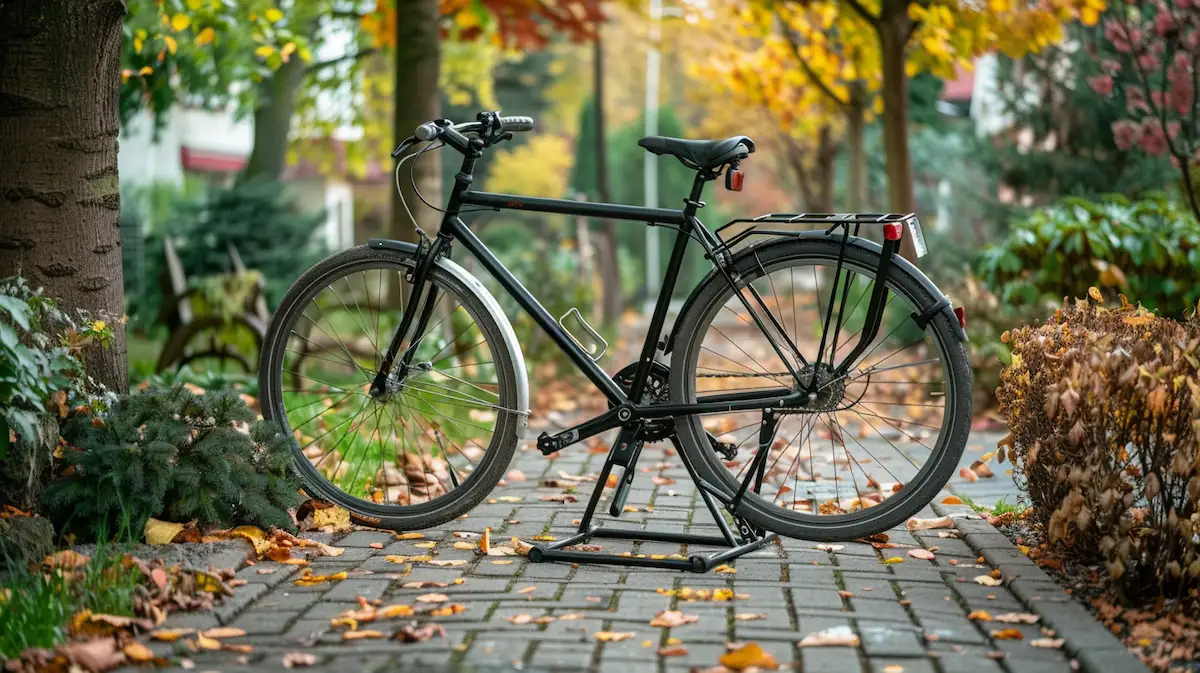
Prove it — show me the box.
[396,114,536,157]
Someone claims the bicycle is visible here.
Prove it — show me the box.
[259,111,972,572]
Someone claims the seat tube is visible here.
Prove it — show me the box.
[627,173,709,400]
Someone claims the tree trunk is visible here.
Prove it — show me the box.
[388,0,442,307]
[877,13,918,261]
[845,94,867,212]
[814,127,836,213]
[393,0,442,242]
[0,0,129,392]
[242,56,306,182]
[591,30,622,326]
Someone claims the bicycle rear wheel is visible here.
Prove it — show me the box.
[259,245,522,530]
[669,236,972,541]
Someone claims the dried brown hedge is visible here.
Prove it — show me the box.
[996,292,1200,598]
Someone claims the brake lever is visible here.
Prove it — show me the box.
[390,135,418,158]
[488,131,514,147]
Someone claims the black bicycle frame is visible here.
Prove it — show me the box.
[372,145,893,451]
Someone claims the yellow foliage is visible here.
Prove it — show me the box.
[486,135,574,198]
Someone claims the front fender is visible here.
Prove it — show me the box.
[368,238,530,438]
[662,232,967,355]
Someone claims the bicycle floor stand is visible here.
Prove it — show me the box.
[528,414,782,573]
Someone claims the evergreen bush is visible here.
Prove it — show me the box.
[42,385,301,539]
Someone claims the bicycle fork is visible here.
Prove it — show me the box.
[370,233,450,396]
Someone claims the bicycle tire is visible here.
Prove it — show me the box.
[259,244,522,531]
[669,235,973,541]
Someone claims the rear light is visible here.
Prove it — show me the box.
[883,222,903,241]
[726,168,744,191]
[953,306,966,329]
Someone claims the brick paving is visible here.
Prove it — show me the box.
[129,425,1147,673]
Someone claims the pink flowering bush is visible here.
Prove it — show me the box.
[1095,0,1200,218]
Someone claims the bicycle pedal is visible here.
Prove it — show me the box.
[707,432,737,460]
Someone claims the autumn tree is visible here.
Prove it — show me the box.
[359,0,602,248]
[0,0,130,391]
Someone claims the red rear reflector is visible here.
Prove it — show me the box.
[727,169,744,191]
[953,306,966,329]
[883,222,903,241]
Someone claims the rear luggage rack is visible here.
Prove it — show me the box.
[712,212,922,257]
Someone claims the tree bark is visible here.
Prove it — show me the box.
[386,0,442,308]
[242,56,306,182]
[877,11,918,260]
[0,0,129,392]
[393,0,442,242]
[591,30,622,326]
[845,94,867,212]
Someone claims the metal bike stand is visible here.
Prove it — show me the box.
[528,413,781,573]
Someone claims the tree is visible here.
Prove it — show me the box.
[1092,0,1200,220]
[359,0,602,247]
[0,0,130,392]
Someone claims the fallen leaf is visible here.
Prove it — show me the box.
[650,610,700,627]
[816,544,844,552]
[343,630,385,641]
[44,549,90,570]
[428,603,466,616]
[719,642,779,670]
[799,626,860,647]
[305,505,352,533]
[658,646,688,656]
[453,542,476,550]
[839,590,855,598]
[992,613,1039,624]
[123,642,155,663]
[428,559,466,567]
[222,643,253,653]
[195,634,221,650]
[416,593,449,603]
[883,666,904,673]
[735,613,766,621]
[401,581,448,589]
[908,549,935,561]
[282,652,318,667]
[144,518,185,545]
[970,460,995,478]
[412,541,437,549]
[906,516,954,531]
[990,628,1023,640]
[395,532,425,540]
[882,556,904,564]
[394,623,447,642]
[594,631,636,642]
[974,575,1003,587]
[150,628,196,641]
[293,570,347,586]
[369,543,384,550]
[386,555,432,564]
[714,564,736,574]
[967,610,992,621]
[941,496,964,505]
[201,627,246,639]
[480,528,491,554]
[959,467,979,482]
[1030,638,1064,649]
[59,637,124,672]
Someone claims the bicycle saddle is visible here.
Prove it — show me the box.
[638,135,755,171]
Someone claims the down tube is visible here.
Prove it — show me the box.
[447,219,629,405]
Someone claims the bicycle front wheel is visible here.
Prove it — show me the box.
[259,245,523,531]
[669,236,972,541]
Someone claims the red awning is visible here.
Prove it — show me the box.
[180,146,247,173]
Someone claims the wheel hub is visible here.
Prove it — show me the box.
[792,363,845,413]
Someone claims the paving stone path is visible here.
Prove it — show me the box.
[130,422,1147,673]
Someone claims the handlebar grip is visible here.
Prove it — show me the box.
[414,122,441,141]
[499,116,534,132]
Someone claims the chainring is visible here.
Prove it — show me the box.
[609,362,676,441]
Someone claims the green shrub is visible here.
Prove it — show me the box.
[42,385,302,539]
[978,194,1200,318]
[0,279,112,510]
[996,295,1200,599]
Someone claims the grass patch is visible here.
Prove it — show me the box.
[0,544,141,659]
[957,494,1028,516]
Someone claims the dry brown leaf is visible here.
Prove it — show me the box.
[123,642,155,663]
[343,630,385,641]
[958,467,979,482]
[908,549,935,561]
[941,496,964,505]
[293,570,347,586]
[395,532,425,540]
[658,646,688,656]
[906,516,954,531]
[480,528,491,554]
[594,631,636,642]
[59,637,124,672]
[816,544,844,552]
[799,626,860,647]
[719,642,779,670]
[416,593,449,603]
[144,518,185,545]
[453,542,476,550]
[649,610,700,627]
[973,575,1003,587]
[150,628,195,642]
[990,628,1023,640]
[735,613,766,621]
[967,610,992,622]
[44,549,90,570]
[401,581,448,589]
[201,627,246,639]
[992,613,1039,624]
[428,559,466,567]
[1030,638,1064,649]
[282,653,318,669]
[195,634,221,650]
[883,666,904,673]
